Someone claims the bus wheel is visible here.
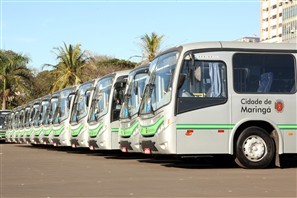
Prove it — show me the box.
[235,127,275,169]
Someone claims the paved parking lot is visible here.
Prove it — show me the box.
[1,143,297,197]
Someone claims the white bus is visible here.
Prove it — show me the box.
[70,79,99,148]
[119,65,149,153]
[11,106,22,143]
[26,98,41,144]
[51,86,77,146]
[0,110,11,142]
[138,41,297,168]
[88,71,129,150]
[32,95,50,144]
[41,91,60,145]
[5,110,15,143]
[21,102,34,144]
[16,106,26,143]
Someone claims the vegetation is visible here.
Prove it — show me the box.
[32,70,57,99]
[0,51,33,110]
[43,42,90,92]
[91,55,136,76]
[141,32,164,62]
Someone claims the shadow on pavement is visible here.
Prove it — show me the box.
[0,141,15,144]
[137,156,239,169]
[101,152,151,160]
[12,143,297,169]
[280,155,297,168]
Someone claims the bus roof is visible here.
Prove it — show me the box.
[158,41,297,57]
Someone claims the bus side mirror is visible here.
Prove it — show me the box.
[86,96,89,107]
[85,87,95,107]
[134,81,138,95]
[177,73,186,89]
[86,92,92,107]
[67,92,76,109]
[67,97,72,109]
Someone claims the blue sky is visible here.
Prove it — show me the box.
[1,0,260,71]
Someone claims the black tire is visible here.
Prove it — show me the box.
[235,127,275,169]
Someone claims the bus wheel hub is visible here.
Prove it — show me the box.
[243,135,267,162]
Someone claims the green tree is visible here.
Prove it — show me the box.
[32,70,57,98]
[0,50,33,109]
[43,42,90,92]
[89,55,136,78]
[141,32,164,62]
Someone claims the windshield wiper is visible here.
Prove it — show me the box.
[148,83,155,115]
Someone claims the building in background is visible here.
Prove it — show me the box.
[236,37,260,43]
[260,0,297,43]
[282,0,297,43]
[260,0,283,43]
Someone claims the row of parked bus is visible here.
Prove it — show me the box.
[3,41,297,169]
[4,67,147,149]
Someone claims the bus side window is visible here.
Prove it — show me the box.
[233,53,295,94]
[178,60,227,98]
[257,72,274,93]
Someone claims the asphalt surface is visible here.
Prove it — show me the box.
[1,142,297,198]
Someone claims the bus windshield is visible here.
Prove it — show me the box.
[120,72,147,119]
[88,77,113,123]
[42,97,58,126]
[19,109,25,128]
[140,52,178,115]
[0,111,10,130]
[53,89,74,124]
[33,100,49,126]
[30,103,40,127]
[24,106,31,128]
[70,83,93,123]
[14,111,20,129]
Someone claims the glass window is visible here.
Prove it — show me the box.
[176,53,228,114]
[233,53,295,94]
[88,77,113,123]
[178,56,227,98]
[120,72,147,119]
[53,92,73,125]
[24,107,31,127]
[139,52,178,115]
[70,83,93,123]
[42,98,58,126]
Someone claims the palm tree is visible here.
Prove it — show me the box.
[43,42,89,92]
[0,50,32,109]
[141,32,164,62]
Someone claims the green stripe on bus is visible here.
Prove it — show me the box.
[44,126,53,136]
[34,128,43,136]
[120,121,139,137]
[140,116,164,136]
[71,124,83,137]
[26,129,33,137]
[19,130,25,136]
[112,128,119,132]
[53,125,65,136]
[176,124,235,130]
[176,124,297,130]
[89,123,103,138]
[278,124,297,130]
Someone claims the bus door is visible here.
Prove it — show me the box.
[176,52,230,154]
